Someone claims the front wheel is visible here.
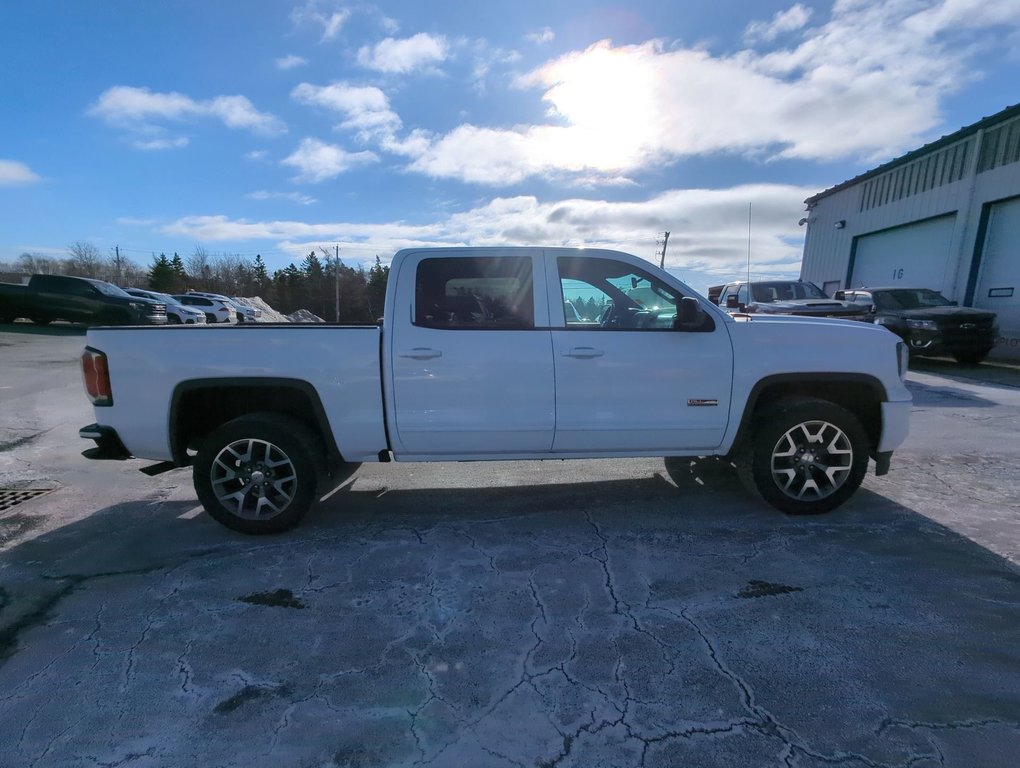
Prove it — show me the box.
[952,349,990,365]
[193,414,321,534]
[750,399,869,515]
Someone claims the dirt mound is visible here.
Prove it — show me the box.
[287,309,325,323]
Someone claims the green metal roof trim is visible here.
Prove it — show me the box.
[804,102,1020,205]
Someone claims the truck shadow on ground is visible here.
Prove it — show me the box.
[4,457,1014,576]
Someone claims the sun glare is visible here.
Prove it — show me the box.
[531,42,660,172]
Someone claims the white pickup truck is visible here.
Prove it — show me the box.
[79,247,912,534]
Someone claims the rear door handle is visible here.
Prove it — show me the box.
[563,347,604,359]
[398,347,443,360]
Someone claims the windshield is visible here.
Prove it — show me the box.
[750,282,828,302]
[152,292,184,307]
[92,280,132,298]
[874,289,953,310]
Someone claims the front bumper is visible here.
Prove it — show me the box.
[878,400,911,454]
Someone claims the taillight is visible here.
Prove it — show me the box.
[81,347,113,406]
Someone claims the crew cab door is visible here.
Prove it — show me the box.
[548,254,733,452]
[387,250,554,456]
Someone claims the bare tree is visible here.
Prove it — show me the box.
[66,241,103,278]
[16,252,61,275]
[186,246,213,289]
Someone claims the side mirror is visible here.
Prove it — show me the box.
[869,305,877,314]
[673,296,704,331]
[949,300,958,306]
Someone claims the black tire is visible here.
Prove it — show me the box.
[750,398,869,515]
[193,413,321,534]
[205,312,217,323]
[952,349,990,365]
[168,314,182,325]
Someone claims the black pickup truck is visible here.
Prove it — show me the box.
[0,274,167,326]
[835,287,997,365]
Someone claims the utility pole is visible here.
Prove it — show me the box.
[334,244,341,323]
[114,245,123,283]
[657,231,670,269]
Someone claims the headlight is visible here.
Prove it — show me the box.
[128,302,146,311]
[906,319,938,330]
[896,341,909,380]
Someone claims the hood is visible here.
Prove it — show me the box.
[885,306,996,322]
[751,299,868,314]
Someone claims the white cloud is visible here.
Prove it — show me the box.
[281,138,378,182]
[291,82,401,139]
[290,3,350,41]
[90,86,286,138]
[245,150,269,161]
[356,33,449,73]
[246,190,318,205]
[526,27,555,45]
[0,160,41,186]
[744,4,812,43]
[276,54,309,70]
[161,183,813,282]
[132,136,189,151]
[379,2,1020,185]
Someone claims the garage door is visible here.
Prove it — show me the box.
[850,214,958,292]
[973,196,1020,359]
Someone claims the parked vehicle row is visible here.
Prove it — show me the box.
[708,278,999,365]
[0,272,262,327]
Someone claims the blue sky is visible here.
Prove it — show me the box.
[1,0,1018,295]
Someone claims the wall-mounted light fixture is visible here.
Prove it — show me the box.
[798,217,809,226]
[834,220,846,229]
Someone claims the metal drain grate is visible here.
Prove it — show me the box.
[0,488,55,512]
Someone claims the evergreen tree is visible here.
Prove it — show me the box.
[367,256,389,319]
[148,253,177,292]
[170,253,187,292]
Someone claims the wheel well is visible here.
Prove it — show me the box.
[170,381,343,467]
[738,378,884,453]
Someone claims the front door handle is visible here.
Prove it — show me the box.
[399,347,443,360]
[563,347,604,359]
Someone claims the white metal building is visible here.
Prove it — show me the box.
[800,103,1020,360]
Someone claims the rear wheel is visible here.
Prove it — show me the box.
[194,414,320,534]
[750,398,869,515]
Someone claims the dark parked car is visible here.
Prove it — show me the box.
[0,274,167,326]
[835,287,998,364]
[710,280,871,320]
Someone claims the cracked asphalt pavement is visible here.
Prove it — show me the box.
[1,324,1019,767]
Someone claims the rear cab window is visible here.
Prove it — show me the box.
[414,256,535,329]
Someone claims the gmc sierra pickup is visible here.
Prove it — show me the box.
[0,274,167,326]
[79,247,912,533]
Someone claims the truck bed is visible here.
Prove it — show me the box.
[87,324,388,462]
